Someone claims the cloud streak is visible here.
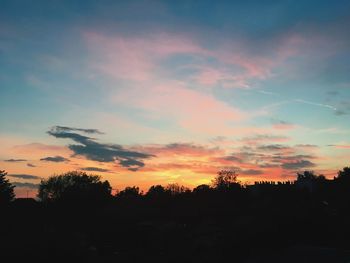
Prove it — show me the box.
[53,126,104,134]
[12,182,39,189]
[40,156,69,163]
[4,159,27,162]
[8,174,41,180]
[281,160,316,170]
[48,126,154,171]
[80,167,111,173]
[295,99,337,111]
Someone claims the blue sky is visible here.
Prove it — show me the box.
[1,0,350,196]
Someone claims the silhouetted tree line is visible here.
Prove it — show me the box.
[1,168,350,262]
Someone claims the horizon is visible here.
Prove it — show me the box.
[1,0,350,198]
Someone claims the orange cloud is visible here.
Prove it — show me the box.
[329,144,350,149]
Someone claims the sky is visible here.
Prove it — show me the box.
[1,0,350,197]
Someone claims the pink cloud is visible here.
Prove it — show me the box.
[84,31,304,89]
[329,144,350,149]
[217,52,273,81]
[84,32,207,82]
[134,143,222,157]
[272,123,295,130]
[191,66,252,88]
[111,81,249,134]
[240,134,290,145]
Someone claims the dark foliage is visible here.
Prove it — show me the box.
[2,168,350,262]
[115,186,142,199]
[212,169,240,190]
[37,171,112,204]
[0,170,15,204]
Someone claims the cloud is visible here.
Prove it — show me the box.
[223,156,243,163]
[112,82,247,135]
[295,99,337,111]
[80,167,111,172]
[135,143,222,157]
[214,142,317,176]
[84,30,303,89]
[295,144,318,148]
[8,174,41,180]
[85,32,208,82]
[273,154,315,162]
[271,119,295,130]
[259,163,280,168]
[53,126,104,134]
[85,31,276,88]
[27,163,36,167]
[328,144,350,149]
[12,182,39,189]
[281,160,316,170]
[86,32,277,136]
[40,156,69,162]
[333,100,350,116]
[257,144,291,151]
[240,134,289,145]
[4,159,27,162]
[48,126,154,171]
[119,159,146,171]
[257,90,280,96]
[335,110,347,116]
[210,136,229,143]
[240,169,264,175]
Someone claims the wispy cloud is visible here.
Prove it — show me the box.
[328,144,350,149]
[295,99,337,111]
[134,143,222,157]
[281,160,315,170]
[80,167,111,173]
[295,144,319,149]
[53,126,104,134]
[8,174,41,180]
[271,119,295,130]
[112,82,248,135]
[40,156,69,163]
[257,144,291,151]
[4,158,27,162]
[240,134,289,145]
[12,182,39,189]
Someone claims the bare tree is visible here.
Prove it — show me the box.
[212,169,239,190]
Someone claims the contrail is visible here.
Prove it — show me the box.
[294,99,337,111]
[257,89,338,112]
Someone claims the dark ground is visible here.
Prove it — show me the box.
[2,181,350,263]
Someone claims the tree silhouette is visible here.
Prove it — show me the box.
[116,186,142,198]
[5,166,350,262]
[37,171,111,203]
[212,169,239,190]
[146,185,168,198]
[165,183,190,196]
[0,170,15,204]
[296,170,326,182]
[335,167,350,183]
[193,184,211,194]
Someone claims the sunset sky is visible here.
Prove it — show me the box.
[1,0,350,197]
